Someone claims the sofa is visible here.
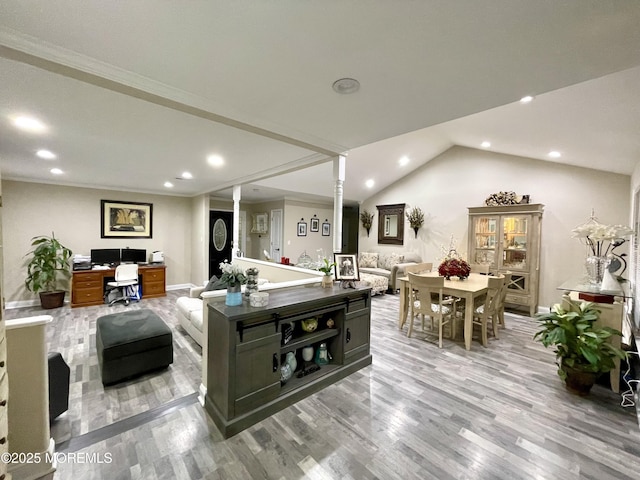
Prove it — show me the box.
[176,258,323,346]
[358,251,422,292]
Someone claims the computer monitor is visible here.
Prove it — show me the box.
[90,248,121,265]
[121,248,147,264]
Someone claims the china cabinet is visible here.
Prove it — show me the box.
[468,204,544,316]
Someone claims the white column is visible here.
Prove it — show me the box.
[232,185,241,260]
[333,155,346,254]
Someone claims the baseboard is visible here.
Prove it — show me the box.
[7,437,56,479]
[5,299,70,310]
[167,283,195,291]
[198,383,207,407]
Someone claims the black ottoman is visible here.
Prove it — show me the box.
[96,309,173,385]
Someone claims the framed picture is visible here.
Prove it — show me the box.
[101,200,152,238]
[322,221,331,236]
[334,253,359,281]
[297,221,307,236]
[310,216,319,232]
[251,212,268,234]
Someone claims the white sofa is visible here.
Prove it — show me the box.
[176,258,323,346]
[358,251,422,292]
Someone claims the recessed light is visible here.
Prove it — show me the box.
[181,171,193,179]
[36,149,56,159]
[365,179,375,188]
[519,95,534,104]
[207,154,224,167]
[164,181,174,188]
[50,168,63,175]
[332,78,360,94]
[399,156,410,166]
[548,151,561,158]
[13,115,47,133]
[481,141,491,148]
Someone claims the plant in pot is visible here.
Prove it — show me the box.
[533,298,627,396]
[25,232,73,309]
[318,258,336,288]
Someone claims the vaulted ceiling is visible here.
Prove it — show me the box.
[1,1,639,204]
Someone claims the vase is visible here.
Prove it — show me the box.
[585,255,607,285]
[225,284,242,306]
[285,351,297,373]
[245,268,259,297]
[413,227,419,238]
[321,275,333,288]
[302,346,314,362]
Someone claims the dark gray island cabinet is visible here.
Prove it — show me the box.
[205,285,372,438]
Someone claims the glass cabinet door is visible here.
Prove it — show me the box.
[472,216,497,266]
[502,216,528,270]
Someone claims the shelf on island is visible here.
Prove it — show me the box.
[280,363,341,395]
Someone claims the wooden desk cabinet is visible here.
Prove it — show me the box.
[205,285,372,438]
[71,265,166,307]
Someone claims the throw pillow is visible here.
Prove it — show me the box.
[359,252,379,269]
[204,275,227,292]
[380,252,404,271]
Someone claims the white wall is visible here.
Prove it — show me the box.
[359,146,631,310]
[2,180,192,304]
[283,200,334,263]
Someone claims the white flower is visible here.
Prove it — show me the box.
[571,216,633,256]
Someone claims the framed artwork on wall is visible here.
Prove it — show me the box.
[297,220,307,236]
[322,221,331,236]
[101,200,152,238]
[310,216,319,232]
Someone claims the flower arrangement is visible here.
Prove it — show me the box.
[360,210,374,236]
[571,212,633,257]
[406,206,425,238]
[219,261,247,286]
[438,236,471,280]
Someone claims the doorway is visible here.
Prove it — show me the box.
[270,209,283,261]
[209,210,233,278]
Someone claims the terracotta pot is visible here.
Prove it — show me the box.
[562,364,598,396]
[39,291,65,309]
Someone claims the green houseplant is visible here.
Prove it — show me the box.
[318,257,336,288]
[533,298,626,395]
[25,232,73,309]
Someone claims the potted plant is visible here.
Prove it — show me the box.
[360,210,374,237]
[24,232,73,309]
[318,258,336,288]
[533,298,627,395]
[219,261,247,306]
[406,206,425,238]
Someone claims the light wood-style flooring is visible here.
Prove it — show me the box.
[6,290,640,479]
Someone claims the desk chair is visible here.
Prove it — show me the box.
[105,264,139,306]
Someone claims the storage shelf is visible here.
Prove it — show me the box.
[280,363,340,395]
[281,328,340,354]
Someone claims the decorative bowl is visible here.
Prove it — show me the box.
[249,292,269,307]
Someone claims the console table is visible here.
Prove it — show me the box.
[205,285,372,438]
[71,265,166,308]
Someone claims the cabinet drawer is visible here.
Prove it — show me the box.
[74,279,101,289]
[143,281,165,296]
[74,271,104,283]
[505,293,529,305]
[74,286,104,304]
[144,268,165,282]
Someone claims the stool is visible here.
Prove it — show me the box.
[359,273,389,296]
[96,309,173,385]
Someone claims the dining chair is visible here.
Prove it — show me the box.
[495,271,513,328]
[407,273,458,348]
[404,262,433,275]
[471,276,504,347]
[470,263,491,275]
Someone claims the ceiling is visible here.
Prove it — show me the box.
[1,1,640,205]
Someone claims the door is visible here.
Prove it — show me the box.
[270,209,283,261]
[209,210,233,278]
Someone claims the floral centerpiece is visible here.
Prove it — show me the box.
[437,236,471,280]
[406,206,425,238]
[219,261,247,287]
[360,210,374,236]
[571,211,633,284]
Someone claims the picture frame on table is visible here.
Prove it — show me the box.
[334,253,359,281]
[297,221,307,236]
[101,200,152,238]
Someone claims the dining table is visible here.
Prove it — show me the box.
[398,271,495,350]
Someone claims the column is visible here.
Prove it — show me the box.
[333,155,346,254]
[232,185,241,260]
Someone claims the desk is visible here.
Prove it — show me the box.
[399,272,493,350]
[71,264,166,308]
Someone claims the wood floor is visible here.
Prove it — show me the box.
[6,290,640,479]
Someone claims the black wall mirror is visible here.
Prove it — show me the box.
[377,203,405,245]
